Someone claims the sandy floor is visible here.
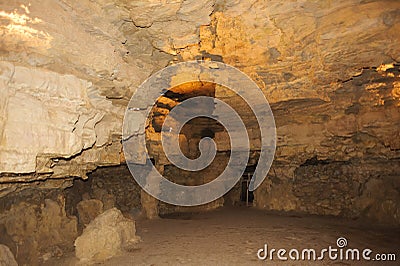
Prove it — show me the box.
[48,207,399,265]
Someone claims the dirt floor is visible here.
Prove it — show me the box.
[47,207,399,265]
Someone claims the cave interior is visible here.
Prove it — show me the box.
[0,0,399,265]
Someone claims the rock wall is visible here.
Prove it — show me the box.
[0,190,78,265]
[0,165,142,264]
[65,165,142,219]
[254,68,400,225]
[0,0,173,191]
[0,0,399,226]
[0,62,122,174]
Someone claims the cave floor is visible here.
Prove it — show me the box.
[47,207,399,265]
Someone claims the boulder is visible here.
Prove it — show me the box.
[0,244,18,266]
[74,208,139,263]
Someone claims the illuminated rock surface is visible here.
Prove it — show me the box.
[0,0,399,264]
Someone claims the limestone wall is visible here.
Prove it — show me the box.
[0,0,399,224]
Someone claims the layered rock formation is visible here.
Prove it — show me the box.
[0,244,18,266]
[255,67,400,224]
[0,194,78,265]
[0,0,400,264]
[0,1,399,262]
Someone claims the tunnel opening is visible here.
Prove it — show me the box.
[58,80,263,227]
[239,165,257,206]
[143,80,262,215]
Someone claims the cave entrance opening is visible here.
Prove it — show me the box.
[240,167,256,206]
[142,80,262,214]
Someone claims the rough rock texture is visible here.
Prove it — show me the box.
[253,68,400,225]
[65,165,141,217]
[0,244,18,266]
[0,193,77,265]
[0,0,172,193]
[0,0,399,227]
[74,208,139,263]
[0,61,122,174]
[158,153,228,215]
[126,0,214,53]
[186,0,400,102]
[76,199,104,227]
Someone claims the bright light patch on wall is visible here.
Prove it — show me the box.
[20,4,30,14]
[392,81,400,107]
[376,63,394,72]
[0,3,52,50]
